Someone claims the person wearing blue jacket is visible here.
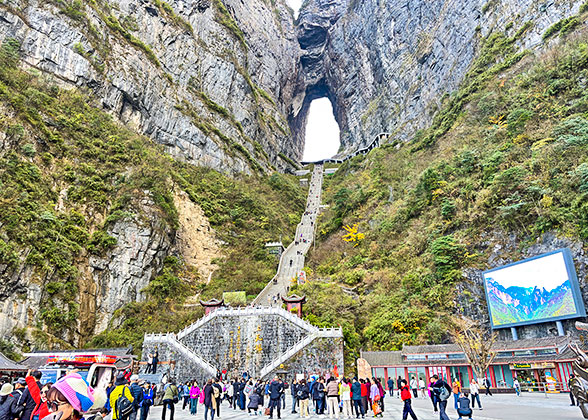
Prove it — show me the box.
[140,382,154,420]
[351,378,364,419]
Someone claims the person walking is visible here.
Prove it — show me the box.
[161,381,178,420]
[140,381,154,420]
[291,380,298,414]
[19,371,42,420]
[469,379,482,410]
[339,378,352,419]
[386,378,394,398]
[152,349,159,374]
[396,377,402,399]
[428,378,438,412]
[25,370,51,420]
[432,375,452,420]
[400,379,418,420]
[351,378,364,419]
[410,377,418,398]
[0,378,26,420]
[189,381,200,415]
[513,378,521,397]
[212,379,222,419]
[359,379,368,416]
[297,379,310,419]
[419,378,426,398]
[325,377,339,419]
[181,382,190,410]
[268,376,284,419]
[203,380,215,420]
[313,378,325,415]
[451,378,461,411]
[482,377,492,396]
[128,375,143,420]
[369,379,382,418]
[110,374,134,420]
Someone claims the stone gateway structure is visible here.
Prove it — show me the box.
[143,307,343,382]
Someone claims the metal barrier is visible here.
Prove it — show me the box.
[519,380,569,395]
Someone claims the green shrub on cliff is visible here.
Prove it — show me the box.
[0,38,304,347]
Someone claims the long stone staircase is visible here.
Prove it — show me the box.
[253,164,324,306]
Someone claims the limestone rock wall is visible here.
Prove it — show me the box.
[294,0,586,153]
[0,0,302,174]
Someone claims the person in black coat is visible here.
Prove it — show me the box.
[0,379,26,420]
[203,380,215,420]
[268,377,284,419]
[387,378,394,397]
[432,375,452,420]
[290,380,298,414]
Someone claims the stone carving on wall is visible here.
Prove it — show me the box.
[571,322,588,418]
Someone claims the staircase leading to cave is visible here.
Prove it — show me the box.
[252,164,324,306]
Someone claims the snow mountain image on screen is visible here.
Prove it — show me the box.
[485,277,576,326]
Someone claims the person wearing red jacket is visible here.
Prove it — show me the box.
[26,370,52,420]
[400,379,418,420]
[360,379,369,415]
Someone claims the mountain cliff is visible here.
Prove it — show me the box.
[1,0,588,356]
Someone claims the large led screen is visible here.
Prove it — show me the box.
[483,248,585,328]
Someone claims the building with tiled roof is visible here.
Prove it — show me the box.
[358,336,575,393]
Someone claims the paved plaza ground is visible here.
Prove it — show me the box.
[147,392,582,420]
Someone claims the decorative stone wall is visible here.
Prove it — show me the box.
[142,341,212,383]
[273,336,344,379]
[179,313,310,377]
[142,309,344,381]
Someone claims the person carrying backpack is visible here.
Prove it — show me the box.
[109,374,134,420]
[161,381,179,420]
[0,379,26,420]
[431,375,452,420]
[128,375,143,420]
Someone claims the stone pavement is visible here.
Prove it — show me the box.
[254,164,324,306]
[147,392,582,420]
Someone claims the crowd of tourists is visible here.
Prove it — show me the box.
[0,369,491,420]
[0,369,105,420]
[145,373,488,420]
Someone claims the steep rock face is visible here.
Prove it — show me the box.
[88,207,174,336]
[0,0,302,173]
[293,0,585,153]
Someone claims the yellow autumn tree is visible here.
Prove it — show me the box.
[342,223,365,247]
[450,315,497,381]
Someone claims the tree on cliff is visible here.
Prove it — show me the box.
[450,316,497,380]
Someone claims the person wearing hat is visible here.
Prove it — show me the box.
[0,383,14,407]
[109,374,133,420]
[42,373,95,420]
[0,378,26,420]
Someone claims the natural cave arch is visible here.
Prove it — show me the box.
[290,81,341,162]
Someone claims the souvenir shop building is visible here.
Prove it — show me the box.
[358,336,574,392]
